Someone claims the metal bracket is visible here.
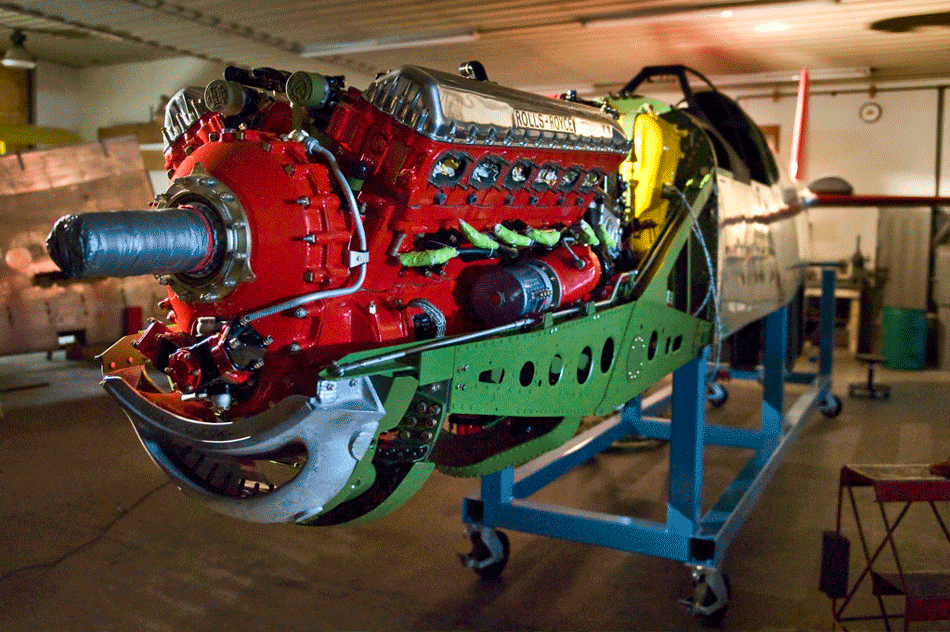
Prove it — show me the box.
[348,249,369,268]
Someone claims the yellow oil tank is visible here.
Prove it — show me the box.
[619,108,685,258]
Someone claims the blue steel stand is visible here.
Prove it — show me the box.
[461,268,841,617]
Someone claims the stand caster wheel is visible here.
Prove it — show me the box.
[820,393,842,418]
[684,567,730,627]
[459,526,509,580]
[707,383,729,408]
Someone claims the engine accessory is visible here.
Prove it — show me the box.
[470,246,601,326]
[286,71,331,109]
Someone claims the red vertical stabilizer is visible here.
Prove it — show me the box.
[789,69,809,182]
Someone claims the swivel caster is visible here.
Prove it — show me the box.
[459,526,509,580]
[820,393,842,418]
[683,566,730,627]
[707,383,729,408]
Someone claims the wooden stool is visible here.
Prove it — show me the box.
[849,354,891,400]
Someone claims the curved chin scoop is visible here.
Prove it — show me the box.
[102,373,386,524]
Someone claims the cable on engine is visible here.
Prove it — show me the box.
[408,298,446,338]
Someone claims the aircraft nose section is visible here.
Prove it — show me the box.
[102,372,385,524]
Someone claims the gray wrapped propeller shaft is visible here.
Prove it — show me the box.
[46,207,217,278]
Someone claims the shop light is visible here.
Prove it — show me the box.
[2,30,36,70]
[709,67,871,86]
[582,0,835,30]
[301,32,480,57]
[756,22,790,32]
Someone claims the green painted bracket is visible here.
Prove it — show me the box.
[339,462,435,526]
[307,375,419,517]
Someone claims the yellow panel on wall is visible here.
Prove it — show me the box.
[0,65,31,154]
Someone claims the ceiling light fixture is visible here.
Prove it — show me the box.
[755,21,790,32]
[709,66,871,86]
[301,32,480,57]
[582,0,836,30]
[2,30,36,69]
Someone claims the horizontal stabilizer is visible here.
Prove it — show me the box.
[805,192,950,207]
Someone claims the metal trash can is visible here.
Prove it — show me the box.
[880,307,927,370]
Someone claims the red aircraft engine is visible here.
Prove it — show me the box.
[46,64,630,523]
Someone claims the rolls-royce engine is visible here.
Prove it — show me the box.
[47,63,650,525]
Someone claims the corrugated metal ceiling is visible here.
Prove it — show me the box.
[2,1,950,91]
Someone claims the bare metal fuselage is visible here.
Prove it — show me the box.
[716,171,804,335]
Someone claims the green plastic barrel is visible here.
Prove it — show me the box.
[881,307,927,370]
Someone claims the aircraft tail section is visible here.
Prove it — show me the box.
[789,68,809,182]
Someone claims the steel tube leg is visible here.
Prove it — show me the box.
[481,467,514,524]
[819,267,836,378]
[763,305,788,439]
[667,347,710,535]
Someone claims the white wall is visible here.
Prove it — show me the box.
[75,57,229,141]
[34,62,81,133]
[738,85,941,196]
[738,84,944,268]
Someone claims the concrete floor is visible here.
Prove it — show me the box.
[0,348,947,631]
